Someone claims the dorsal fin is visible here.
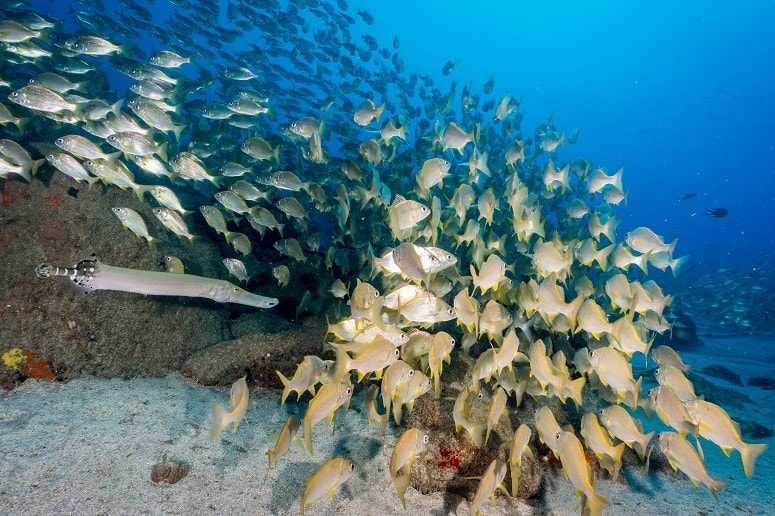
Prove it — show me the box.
[391,193,406,207]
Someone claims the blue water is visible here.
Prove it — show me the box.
[364,0,775,267]
[29,0,775,269]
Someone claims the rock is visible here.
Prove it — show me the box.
[748,375,775,391]
[652,310,703,350]
[0,174,233,378]
[512,452,542,499]
[181,316,327,386]
[700,365,742,386]
[688,373,752,410]
[150,459,190,485]
[404,385,546,501]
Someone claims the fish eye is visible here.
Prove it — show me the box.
[477,393,483,400]
[555,432,561,440]
[346,387,352,395]
[85,160,93,166]
[350,463,356,470]
[408,370,414,376]
[56,138,63,144]
[423,435,429,444]
[450,338,455,345]
[447,308,454,315]
[11,91,18,97]
[46,154,54,160]
[374,289,380,297]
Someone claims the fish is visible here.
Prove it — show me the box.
[152,208,195,241]
[428,332,455,396]
[276,355,333,405]
[655,365,698,402]
[657,432,726,496]
[300,457,356,516]
[164,256,184,274]
[599,405,654,460]
[556,431,608,516]
[685,398,768,478]
[453,384,485,447]
[589,346,642,409]
[392,370,431,424]
[266,415,299,471]
[353,99,384,126]
[580,412,625,480]
[484,387,507,446]
[334,335,400,382]
[210,376,249,440]
[651,346,690,373]
[112,207,156,244]
[509,424,533,496]
[303,381,353,453]
[707,207,728,218]
[222,258,249,284]
[470,459,508,516]
[389,428,429,508]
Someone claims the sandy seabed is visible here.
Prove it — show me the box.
[0,338,773,515]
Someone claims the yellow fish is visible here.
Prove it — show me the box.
[556,430,608,516]
[210,376,249,441]
[300,457,357,516]
[389,428,429,508]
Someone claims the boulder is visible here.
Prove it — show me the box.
[0,174,232,378]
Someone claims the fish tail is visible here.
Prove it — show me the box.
[209,403,229,441]
[275,370,291,405]
[29,158,45,178]
[637,431,654,461]
[708,478,726,498]
[740,442,768,479]
[671,255,689,277]
[392,471,411,510]
[304,416,313,454]
[14,117,29,134]
[106,150,123,162]
[172,124,186,142]
[333,346,351,382]
[510,464,521,497]
[564,377,586,407]
[156,141,168,162]
[584,491,608,516]
[469,422,485,448]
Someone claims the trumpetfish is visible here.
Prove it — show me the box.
[35,255,278,309]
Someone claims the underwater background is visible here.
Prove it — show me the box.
[1,0,774,515]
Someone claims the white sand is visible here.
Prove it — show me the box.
[0,338,772,515]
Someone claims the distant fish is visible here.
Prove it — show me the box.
[707,207,728,218]
[680,192,698,201]
[356,10,374,25]
[441,59,459,76]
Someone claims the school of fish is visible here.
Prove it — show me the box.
[0,1,767,515]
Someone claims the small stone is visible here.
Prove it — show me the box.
[150,459,190,486]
